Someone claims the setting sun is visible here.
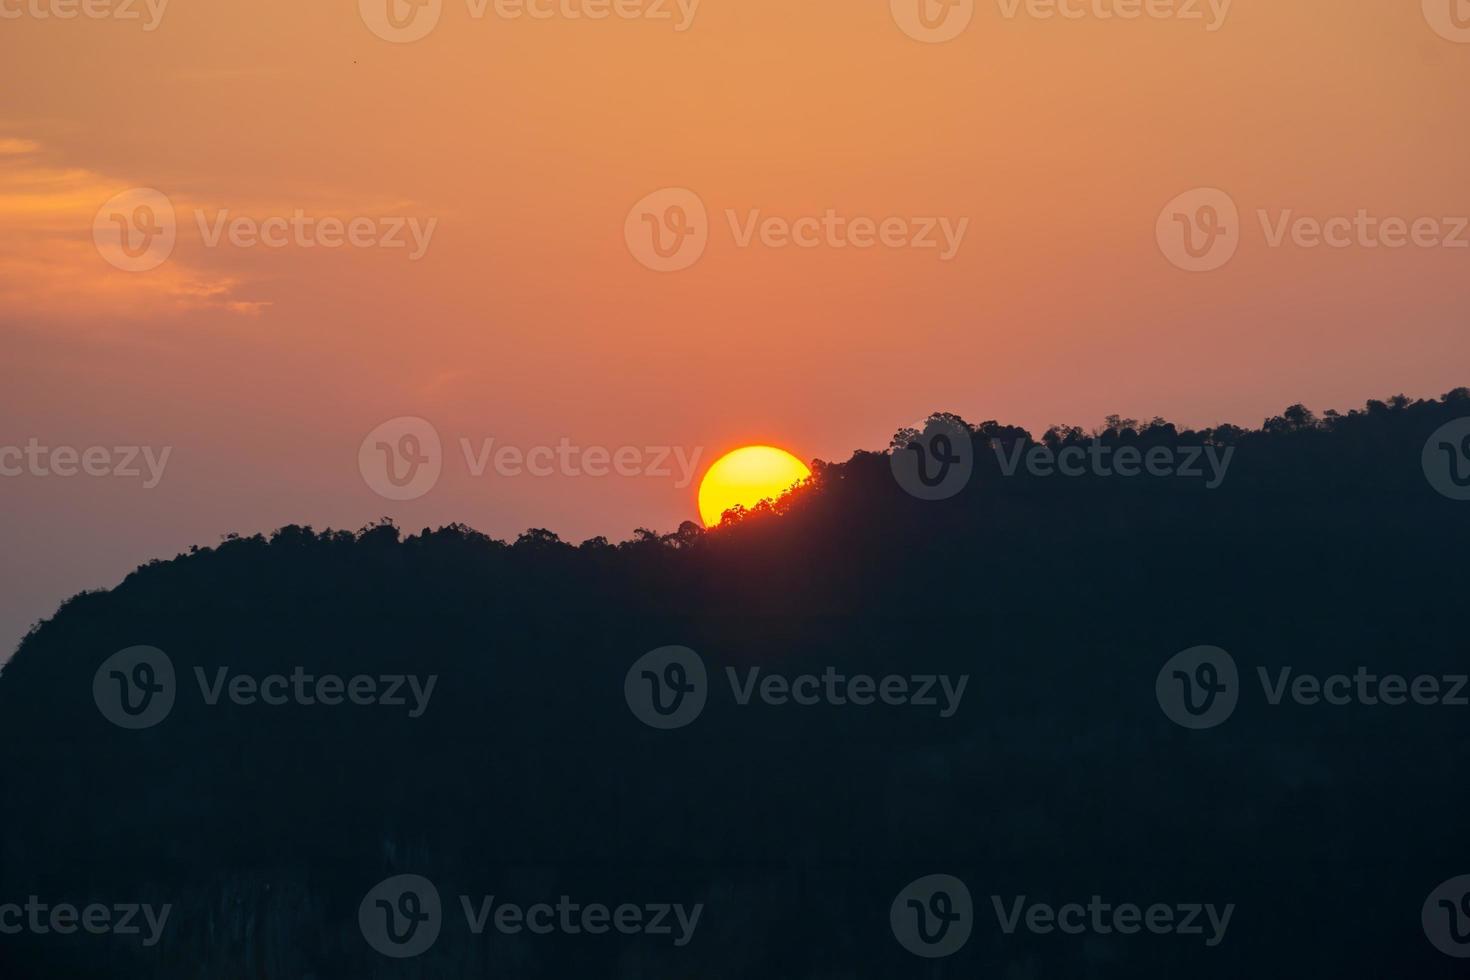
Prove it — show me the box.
[697,446,812,527]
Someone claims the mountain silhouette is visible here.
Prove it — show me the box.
[2,390,1469,978]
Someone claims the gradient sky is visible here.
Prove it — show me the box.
[3,0,1469,655]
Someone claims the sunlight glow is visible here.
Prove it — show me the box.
[697,446,812,527]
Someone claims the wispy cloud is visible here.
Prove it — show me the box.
[0,137,262,320]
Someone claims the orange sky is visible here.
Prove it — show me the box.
[3,0,1469,652]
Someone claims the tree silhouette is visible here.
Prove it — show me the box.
[1,390,1468,979]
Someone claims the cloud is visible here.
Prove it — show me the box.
[0,136,437,326]
[0,138,263,321]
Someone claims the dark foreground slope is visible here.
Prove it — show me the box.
[2,392,1469,979]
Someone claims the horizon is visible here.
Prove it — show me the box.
[0,384,1456,659]
[6,2,1470,655]
[0,382,1460,662]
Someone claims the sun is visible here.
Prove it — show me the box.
[697,446,812,526]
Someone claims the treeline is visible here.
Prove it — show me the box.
[0,389,1467,979]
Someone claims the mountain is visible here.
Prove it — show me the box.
[2,390,1468,978]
